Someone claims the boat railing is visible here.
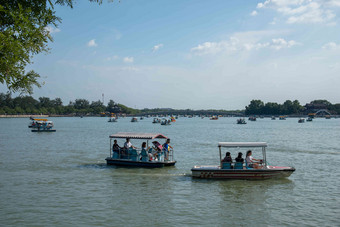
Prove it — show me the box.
[112,147,174,162]
[220,160,267,169]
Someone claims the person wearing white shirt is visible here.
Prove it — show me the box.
[246,150,262,169]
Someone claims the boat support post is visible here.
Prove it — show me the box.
[262,146,267,169]
[219,145,222,168]
[110,138,112,158]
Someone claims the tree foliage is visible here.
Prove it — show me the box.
[245,99,306,115]
[0,92,133,115]
[0,0,109,94]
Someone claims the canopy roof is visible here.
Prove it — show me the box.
[218,142,267,148]
[109,132,168,140]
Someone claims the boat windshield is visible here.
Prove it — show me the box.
[218,142,267,169]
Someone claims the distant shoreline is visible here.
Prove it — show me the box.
[1,114,338,118]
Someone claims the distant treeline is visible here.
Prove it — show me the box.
[0,93,137,115]
[0,92,242,116]
[1,93,339,116]
[245,99,340,115]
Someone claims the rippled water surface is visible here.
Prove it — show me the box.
[0,117,339,226]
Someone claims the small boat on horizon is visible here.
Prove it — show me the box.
[210,116,218,120]
[279,116,286,120]
[30,119,56,132]
[298,118,305,123]
[108,117,117,122]
[237,118,247,124]
[248,116,256,121]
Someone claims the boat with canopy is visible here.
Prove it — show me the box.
[105,132,176,168]
[191,142,295,179]
[29,118,56,132]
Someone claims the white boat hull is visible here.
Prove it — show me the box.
[191,165,295,179]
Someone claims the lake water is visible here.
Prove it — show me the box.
[0,117,339,226]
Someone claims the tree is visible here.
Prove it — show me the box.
[73,99,90,110]
[263,102,280,115]
[51,97,63,107]
[245,100,264,115]
[90,100,105,114]
[39,97,52,108]
[292,100,303,114]
[0,0,105,94]
[106,99,120,113]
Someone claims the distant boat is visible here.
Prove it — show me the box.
[298,118,305,123]
[306,117,313,122]
[210,116,218,120]
[248,116,256,121]
[31,120,56,132]
[152,118,161,123]
[131,117,138,122]
[279,116,286,120]
[28,118,48,128]
[108,117,117,122]
[161,119,171,125]
[271,116,276,120]
[237,118,247,124]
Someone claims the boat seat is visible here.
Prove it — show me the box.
[129,148,138,161]
[221,162,232,169]
[141,156,149,162]
[112,152,119,159]
[140,149,149,162]
[157,152,163,162]
[245,161,253,169]
[234,162,243,169]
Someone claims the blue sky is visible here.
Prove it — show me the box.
[4,0,340,109]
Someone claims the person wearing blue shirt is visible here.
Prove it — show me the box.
[162,139,173,161]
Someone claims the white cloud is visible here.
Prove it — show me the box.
[152,44,164,52]
[256,0,338,24]
[87,39,98,47]
[191,41,227,55]
[45,26,60,34]
[328,0,340,7]
[270,38,298,50]
[250,10,258,16]
[106,55,119,61]
[123,57,134,63]
[322,42,340,50]
[191,33,299,55]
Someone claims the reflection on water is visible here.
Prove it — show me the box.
[0,117,339,226]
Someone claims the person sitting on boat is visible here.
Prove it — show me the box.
[112,140,121,152]
[151,142,163,161]
[235,152,244,163]
[124,138,136,150]
[140,142,152,161]
[246,150,262,169]
[222,152,232,163]
[162,139,173,161]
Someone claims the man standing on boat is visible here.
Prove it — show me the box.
[163,139,173,161]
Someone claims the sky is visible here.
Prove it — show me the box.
[3,0,340,110]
